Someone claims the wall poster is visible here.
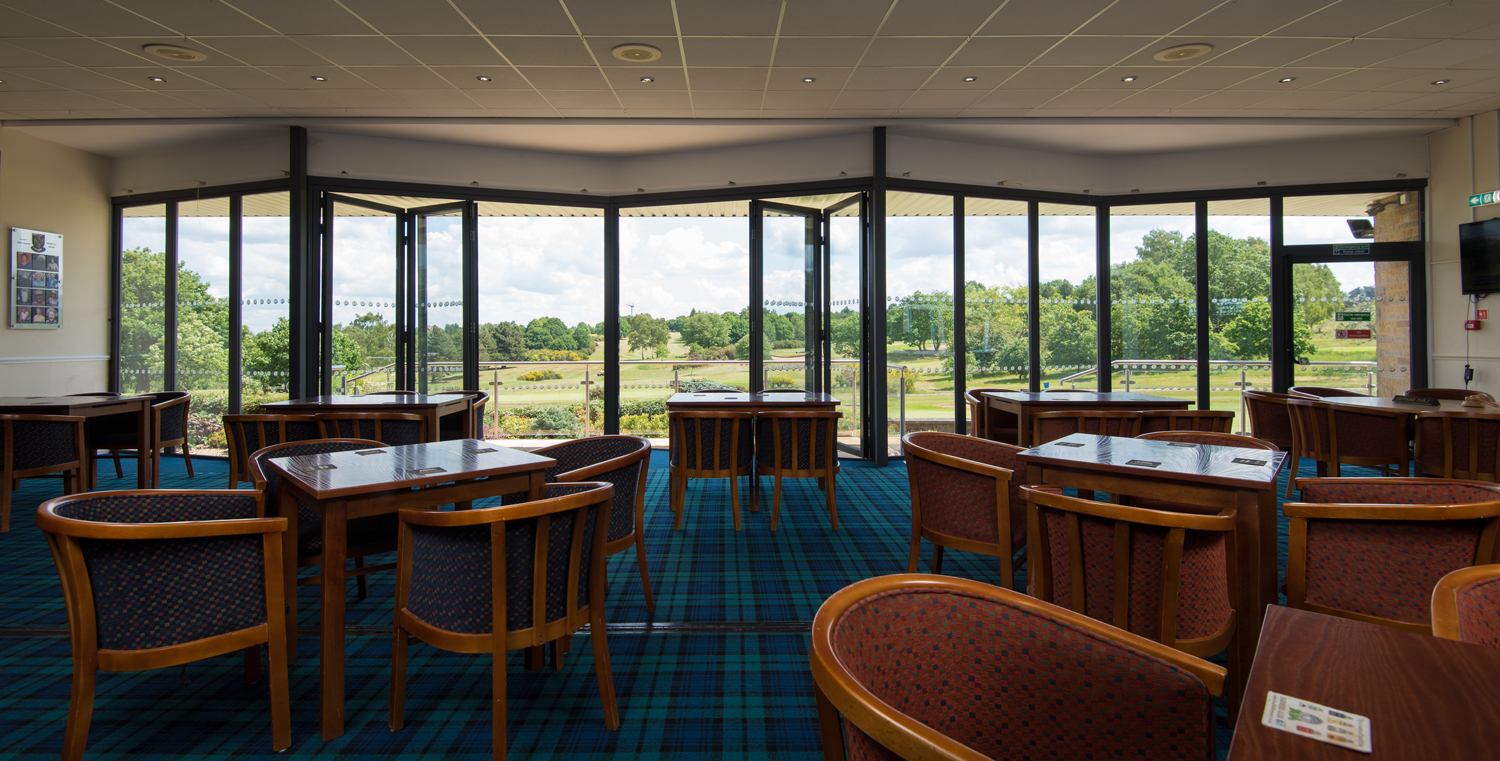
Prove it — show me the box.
[10,228,62,329]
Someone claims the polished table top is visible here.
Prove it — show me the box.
[1315,395,1475,414]
[666,391,839,407]
[0,394,151,408]
[263,393,470,408]
[1228,606,1500,760]
[268,438,555,500]
[1020,433,1286,489]
[982,390,1191,405]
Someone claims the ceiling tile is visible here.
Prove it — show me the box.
[1380,40,1500,70]
[900,89,986,108]
[320,88,410,108]
[434,66,528,88]
[0,5,78,37]
[0,92,67,110]
[1223,108,1297,118]
[1027,107,1103,116]
[196,37,330,67]
[172,66,291,89]
[418,107,489,117]
[234,89,338,108]
[879,0,1004,36]
[344,107,422,116]
[686,67,767,90]
[1110,89,1212,109]
[17,67,145,90]
[947,37,1062,67]
[1198,37,1338,68]
[1300,68,1432,90]
[1290,39,1433,68]
[759,109,834,117]
[861,37,966,67]
[1452,75,1500,92]
[563,0,676,36]
[392,35,507,66]
[1157,107,1229,116]
[355,66,453,89]
[541,90,621,108]
[282,107,354,116]
[162,89,277,108]
[1300,91,1419,110]
[1000,67,1096,90]
[553,107,627,117]
[7,38,147,67]
[0,42,71,68]
[1226,68,1345,90]
[1152,67,1261,90]
[484,107,560,116]
[293,36,418,66]
[1378,69,1471,91]
[95,88,192,107]
[89,67,217,90]
[830,90,910,109]
[763,90,838,109]
[518,66,609,89]
[692,108,761,117]
[780,0,884,36]
[1382,91,1490,110]
[1172,89,1277,109]
[262,66,374,87]
[691,91,763,109]
[1452,51,1500,70]
[848,67,938,90]
[1096,107,1167,117]
[772,37,868,68]
[142,107,223,117]
[1458,21,1500,41]
[0,0,173,36]
[0,72,57,91]
[464,89,551,109]
[970,89,1055,108]
[73,108,155,117]
[930,66,1018,89]
[960,107,1037,117]
[625,108,697,117]
[1377,2,1500,39]
[584,37,682,67]
[1081,0,1229,36]
[1113,36,1251,67]
[766,67,852,90]
[390,89,479,108]
[1040,89,1133,108]
[980,0,1114,35]
[340,0,475,34]
[607,67,685,89]
[449,1,573,34]
[617,90,692,109]
[1274,0,1437,38]
[1177,0,1330,37]
[897,108,964,117]
[1033,36,1154,67]
[110,0,273,35]
[225,0,371,35]
[1076,67,1170,89]
[674,0,781,36]
[682,37,773,68]
[492,36,595,66]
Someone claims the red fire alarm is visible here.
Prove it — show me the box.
[1466,320,1482,331]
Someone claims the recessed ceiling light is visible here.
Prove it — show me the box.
[143,43,208,62]
[640,76,654,83]
[476,75,491,82]
[962,76,977,82]
[1433,79,1450,85]
[1152,42,1213,62]
[1279,77,1296,83]
[802,77,816,83]
[612,43,663,62]
[1121,76,1138,82]
[311,76,327,81]
[148,77,165,82]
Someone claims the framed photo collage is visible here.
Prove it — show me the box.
[10,227,62,329]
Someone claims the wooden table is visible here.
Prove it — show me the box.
[665,391,840,412]
[268,439,555,740]
[260,393,473,441]
[1317,395,1473,415]
[1228,606,1500,759]
[0,395,151,488]
[1020,433,1287,707]
[982,391,1192,446]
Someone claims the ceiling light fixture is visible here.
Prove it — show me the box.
[1121,76,1138,82]
[476,75,491,82]
[802,77,816,83]
[1152,43,1213,62]
[1433,79,1450,85]
[612,43,663,62]
[1279,77,1296,83]
[143,43,208,62]
[963,76,977,82]
[147,76,165,82]
[311,76,327,81]
[640,76,654,82]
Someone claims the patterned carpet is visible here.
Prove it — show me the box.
[0,450,1384,759]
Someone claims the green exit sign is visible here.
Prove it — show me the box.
[1471,191,1498,207]
[1335,311,1371,322]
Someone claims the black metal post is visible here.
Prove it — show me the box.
[604,206,620,434]
[1270,196,1289,392]
[229,195,243,413]
[871,127,888,464]
[953,194,966,433]
[164,200,178,391]
[1195,199,1211,410]
[289,126,312,399]
[1095,205,1110,392]
[1027,201,1040,392]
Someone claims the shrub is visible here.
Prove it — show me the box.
[520,369,563,381]
[530,406,580,433]
[680,378,742,393]
[527,349,583,362]
[772,340,804,350]
[765,372,802,389]
[498,415,533,436]
[619,413,669,433]
[891,369,919,393]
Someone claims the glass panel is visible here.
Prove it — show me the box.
[1284,191,1422,245]
[175,196,231,454]
[1207,198,1271,425]
[120,204,168,394]
[1292,261,1385,395]
[1109,203,1196,403]
[886,192,954,454]
[619,201,750,442]
[241,192,291,411]
[762,208,817,391]
[331,202,398,395]
[478,203,604,439]
[964,197,1029,434]
[828,201,863,454]
[1038,203,1097,389]
[415,207,465,394]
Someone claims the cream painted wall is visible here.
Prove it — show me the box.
[0,127,113,395]
[1428,113,1500,396]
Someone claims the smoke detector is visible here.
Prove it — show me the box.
[143,44,208,62]
[612,43,663,62]
[1152,43,1213,62]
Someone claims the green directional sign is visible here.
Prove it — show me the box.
[1335,311,1371,322]
[1471,191,1498,207]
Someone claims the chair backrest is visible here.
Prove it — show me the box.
[315,412,428,445]
[1415,411,1500,481]
[1285,478,1500,633]
[1023,486,1236,654]
[1138,430,1279,451]
[1288,397,1408,464]
[65,392,121,397]
[246,438,387,528]
[1241,390,1296,449]
[446,390,490,439]
[363,390,416,396]
[1433,564,1500,648]
[36,490,284,657]
[527,435,651,545]
[1289,386,1368,398]
[811,575,1224,761]
[901,431,1027,587]
[1138,409,1234,434]
[756,410,841,477]
[1032,409,1143,444]
[149,391,192,444]
[1410,388,1495,402]
[0,413,86,476]
[962,388,1015,439]
[224,414,326,483]
[397,482,612,647]
[668,410,753,476]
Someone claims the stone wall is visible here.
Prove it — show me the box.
[1373,193,1419,396]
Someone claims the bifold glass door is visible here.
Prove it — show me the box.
[756,201,821,391]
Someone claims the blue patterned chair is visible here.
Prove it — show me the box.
[390,481,621,761]
[668,410,756,531]
[439,390,490,441]
[756,410,841,531]
[37,490,290,759]
[811,574,1225,761]
[900,432,1030,589]
[314,412,428,445]
[1286,478,1500,634]
[1433,564,1500,648]
[95,391,195,488]
[1,413,86,532]
[224,413,325,488]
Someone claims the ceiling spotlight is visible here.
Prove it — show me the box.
[612,43,663,62]
[476,75,492,82]
[311,76,327,81]
[962,76,977,82]
[1279,77,1296,83]
[1121,76,1138,82]
[147,76,165,82]
[1433,79,1450,85]
[802,77,816,83]
[143,43,208,62]
[1152,43,1213,62]
[640,76,654,83]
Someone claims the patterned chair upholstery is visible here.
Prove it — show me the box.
[1138,409,1235,434]
[1022,486,1238,662]
[1433,564,1500,648]
[315,412,428,445]
[1285,478,1500,634]
[1409,388,1495,402]
[1031,409,1143,445]
[391,482,621,761]
[900,432,1032,589]
[810,575,1225,761]
[94,391,195,488]
[756,410,842,531]
[1289,386,1369,398]
[1,414,86,532]
[1125,431,1282,516]
[438,390,490,441]
[497,436,655,614]
[1242,390,1302,498]
[37,490,290,758]
[962,387,1017,443]
[1414,411,1500,481]
[1287,397,1410,481]
[668,410,756,531]
[224,414,325,488]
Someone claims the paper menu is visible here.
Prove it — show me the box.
[1261,691,1372,754]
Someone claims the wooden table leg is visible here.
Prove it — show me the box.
[1230,488,1276,716]
[135,402,150,488]
[279,486,300,665]
[320,500,349,741]
[528,470,544,501]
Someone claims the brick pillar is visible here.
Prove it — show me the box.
[1373,194,1419,397]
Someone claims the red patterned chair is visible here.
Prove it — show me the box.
[1414,410,1500,481]
[756,410,842,531]
[1138,409,1235,434]
[900,432,1030,589]
[1285,478,1500,634]
[1,413,86,532]
[810,574,1225,761]
[1286,397,1410,480]
[224,414,325,488]
[1433,564,1500,648]
[1242,389,1301,498]
[37,490,290,759]
[668,410,756,531]
[1031,409,1143,445]
[390,482,621,761]
[1409,387,1495,402]
[962,387,1017,443]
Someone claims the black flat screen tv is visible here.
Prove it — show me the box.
[1460,217,1500,294]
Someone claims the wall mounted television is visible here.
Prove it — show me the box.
[1460,217,1500,295]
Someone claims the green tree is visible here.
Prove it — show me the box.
[1041,306,1096,368]
[627,313,670,359]
[342,312,392,367]
[572,322,598,357]
[1292,263,1345,330]
[886,291,952,351]
[525,316,573,351]
[721,310,749,343]
[678,311,730,348]
[830,310,861,358]
[1223,299,1315,360]
[482,321,527,361]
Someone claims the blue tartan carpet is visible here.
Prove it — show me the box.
[0,451,1387,759]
